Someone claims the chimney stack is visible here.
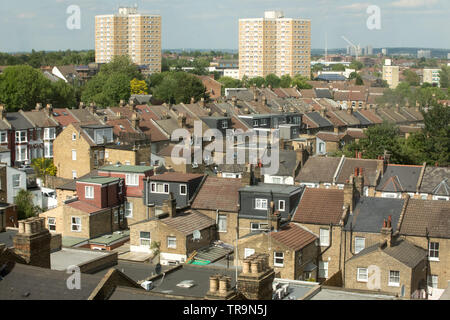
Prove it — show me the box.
[231,96,237,107]
[190,97,195,104]
[131,112,140,130]
[177,113,187,128]
[205,275,237,300]
[128,98,136,111]
[35,103,43,111]
[46,104,53,116]
[354,167,365,198]
[79,102,85,109]
[200,97,206,108]
[262,95,267,106]
[89,102,97,114]
[241,164,255,187]
[13,217,51,269]
[344,175,356,213]
[0,104,6,120]
[238,253,275,300]
[380,216,394,247]
[119,100,126,107]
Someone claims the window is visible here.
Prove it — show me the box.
[72,171,77,179]
[16,145,28,161]
[255,198,268,210]
[250,222,260,231]
[0,131,7,143]
[357,268,368,282]
[319,261,328,278]
[140,231,151,247]
[15,131,27,143]
[319,142,325,153]
[125,174,139,186]
[217,214,227,232]
[151,182,169,194]
[44,142,53,158]
[71,217,81,232]
[72,150,77,161]
[272,177,282,184]
[44,128,56,140]
[429,242,439,261]
[48,218,56,231]
[428,275,438,289]
[167,236,177,249]
[72,133,77,141]
[12,174,20,188]
[389,271,400,287]
[319,228,330,246]
[85,186,94,199]
[180,184,187,195]
[114,209,119,224]
[244,248,255,258]
[278,200,285,212]
[125,202,133,218]
[355,237,366,254]
[274,252,284,267]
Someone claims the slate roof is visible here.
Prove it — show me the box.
[333,110,361,126]
[161,211,216,235]
[344,197,405,233]
[305,112,333,128]
[226,89,254,101]
[69,108,101,124]
[348,239,427,269]
[336,158,382,187]
[352,111,373,126]
[0,262,103,300]
[23,110,59,128]
[315,88,333,99]
[295,157,342,183]
[419,167,450,196]
[292,188,344,225]
[270,223,317,251]
[6,112,34,130]
[239,183,302,195]
[155,118,180,136]
[263,150,299,176]
[150,172,204,183]
[58,170,99,191]
[376,165,423,193]
[191,176,241,212]
[399,199,450,238]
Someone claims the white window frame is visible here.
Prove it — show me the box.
[278,200,286,212]
[151,182,169,194]
[244,248,255,258]
[12,174,21,188]
[357,267,368,282]
[44,141,53,158]
[114,208,119,224]
[388,270,400,287]
[15,130,27,143]
[71,217,82,232]
[140,231,151,247]
[167,236,177,249]
[428,275,438,289]
[72,150,77,161]
[48,217,56,231]
[180,184,187,196]
[429,242,439,261]
[0,131,7,143]
[72,170,77,179]
[274,252,284,267]
[125,173,139,186]
[217,214,227,233]
[44,127,56,140]
[255,198,268,210]
[16,145,28,161]
[319,261,328,278]
[85,186,94,199]
[319,228,330,247]
[125,202,133,218]
[355,237,366,254]
[72,133,77,141]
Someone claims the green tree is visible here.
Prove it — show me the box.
[402,69,420,86]
[292,75,312,89]
[264,74,281,88]
[31,158,57,179]
[218,76,242,95]
[280,74,292,88]
[247,77,266,88]
[152,72,207,104]
[14,189,38,220]
[349,60,364,71]
[130,78,149,95]
[331,64,346,71]
[439,66,450,88]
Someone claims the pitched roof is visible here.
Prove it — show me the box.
[52,108,78,127]
[292,188,344,225]
[67,200,105,214]
[399,199,450,238]
[344,197,405,233]
[161,211,216,235]
[6,112,34,130]
[270,223,317,251]
[316,132,342,143]
[345,128,367,139]
[336,158,382,187]
[333,110,361,126]
[376,165,423,193]
[69,108,101,124]
[191,176,241,212]
[150,172,204,183]
[348,239,427,268]
[358,109,383,124]
[305,112,333,128]
[23,110,59,128]
[138,120,169,142]
[295,157,342,183]
[419,167,450,196]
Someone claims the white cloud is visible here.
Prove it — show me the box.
[389,0,439,8]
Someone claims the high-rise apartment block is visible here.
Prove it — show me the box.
[95,7,161,74]
[417,50,431,59]
[423,68,441,87]
[239,11,311,80]
[382,59,399,89]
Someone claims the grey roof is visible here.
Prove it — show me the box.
[109,286,182,300]
[226,89,254,101]
[0,229,17,248]
[295,157,342,183]
[58,170,99,191]
[92,261,171,283]
[310,288,397,300]
[262,150,298,177]
[376,165,423,193]
[0,262,103,300]
[239,183,303,195]
[305,112,333,128]
[353,111,373,126]
[419,167,450,196]
[130,94,152,104]
[315,88,333,99]
[348,239,427,268]
[317,74,346,81]
[6,112,34,130]
[344,197,405,233]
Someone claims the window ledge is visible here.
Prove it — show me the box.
[388,283,400,287]
[428,258,440,262]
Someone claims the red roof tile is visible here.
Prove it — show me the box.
[192,177,242,212]
[270,223,317,251]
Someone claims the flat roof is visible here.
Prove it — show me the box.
[77,176,120,185]
[239,183,302,195]
[309,287,397,300]
[93,261,172,283]
[51,248,114,271]
[62,236,89,247]
[99,165,154,174]
[0,229,17,248]
[89,230,130,245]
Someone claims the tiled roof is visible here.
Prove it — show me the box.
[107,118,139,136]
[305,112,333,128]
[399,199,450,238]
[345,128,367,139]
[316,132,341,143]
[376,164,423,193]
[191,176,241,212]
[292,188,344,225]
[150,172,204,183]
[352,111,373,126]
[67,201,104,214]
[23,110,59,128]
[324,111,346,127]
[333,110,361,126]
[295,157,342,183]
[270,223,317,251]
[336,158,382,187]
[419,167,450,196]
[52,108,78,127]
[300,89,316,98]
[138,120,169,142]
[358,109,383,124]
[69,109,101,124]
[161,211,216,235]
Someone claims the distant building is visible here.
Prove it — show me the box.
[382,48,388,56]
[239,11,311,79]
[423,68,441,87]
[95,7,161,74]
[382,59,399,89]
[417,50,431,59]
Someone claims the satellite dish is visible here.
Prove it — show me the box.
[193,230,201,241]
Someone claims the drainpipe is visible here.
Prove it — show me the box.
[316,223,333,281]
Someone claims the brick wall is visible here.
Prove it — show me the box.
[196,209,238,245]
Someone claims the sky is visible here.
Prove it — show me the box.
[0,0,449,52]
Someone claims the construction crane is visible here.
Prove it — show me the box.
[342,36,359,61]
